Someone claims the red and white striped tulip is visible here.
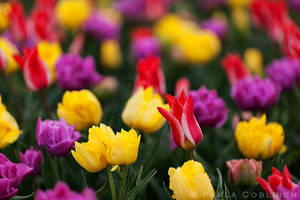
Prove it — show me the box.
[14,46,51,91]
[158,91,203,150]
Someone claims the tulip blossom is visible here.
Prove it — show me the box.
[174,78,190,98]
[243,48,263,76]
[235,114,284,160]
[0,36,20,74]
[36,118,81,157]
[168,160,215,200]
[0,153,33,200]
[221,53,250,85]
[35,181,97,200]
[57,90,102,131]
[100,39,122,69]
[122,87,168,133]
[226,159,262,187]
[8,2,28,42]
[14,46,51,91]
[158,91,203,150]
[257,166,296,200]
[19,147,43,175]
[0,49,6,71]
[134,55,165,95]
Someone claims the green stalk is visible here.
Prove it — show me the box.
[119,166,128,200]
[107,167,117,200]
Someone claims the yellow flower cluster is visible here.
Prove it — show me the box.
[72,124,140,172]
[154,15,221,64]
[0,96,22,149]
[37,41,62,82]
[122,87,168,133]
[168,160,215,200]
[0,3,10,31]
[235,114,284,160]
[55,0,92,29]
[0,36,20,74]
[57,90,102,131]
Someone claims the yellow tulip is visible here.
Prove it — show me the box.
[0,3,10,31]
[106,129,140,166]
[231,7,250,33]
[55,0,91,29]
[168,160,215,200]
[244,48,263,76]
[0,37,19,74]
[100,39,121,69]
[122,87,168,133]
[227,0,251,8]
[57,90,102,130]
[235,114,284,160]
[37,41,62,81]
[0,96,22,149]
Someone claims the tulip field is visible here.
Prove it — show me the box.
[1,0,300,199]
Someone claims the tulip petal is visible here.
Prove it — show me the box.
[282,166,293,190]
[181,95,203,146]
[158,107,184,147]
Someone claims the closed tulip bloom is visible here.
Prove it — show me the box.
[0,179,18,200]
[235,114,284,160]
[14,46,52,91]
[0,97,22,149]
[55,0,91,29]
[244,48,263,76]
[158,91,203,150]
[19,147,43,175]
[226,159,262,187]
[72,125,112,172]
[122,87,168,133]
[174,77,190,97]
[36,118,81,157]
[0,3,10,31]
[106,129,140,166]
[100,39,122,69]
[37,41,62,82]
[0,36,20,74]
[168,160,215,200]
[57,90,102,131]
[201,18,228,40]
[35,182,97,200]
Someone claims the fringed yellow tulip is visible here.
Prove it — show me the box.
[57,90,102,130]
[55,0,91,29]
[37,41,62,81]
[122,87,168,133]
[235,114,284,160]
[100,39,121,69]
[0,96,22,148]
[106,129,140,166]
[72,124,140,172]
[244,48,263,76]
[0,37,19,74]
[168,160,215,200]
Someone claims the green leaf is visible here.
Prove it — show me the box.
[81,170,87,188]
[96,183,106,198]
[42,148,59,188]
[11,193,34,200]
[163,181,173,200]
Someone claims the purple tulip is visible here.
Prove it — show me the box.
[231,76,280,111]
[84,12,120,41]
[201,18,228,40]
[131,37,160,60]
[190,86,228,128]
[19,147,43,175]
[114,0,145,20]
[0,153,33,200]
[35,182,97,200]
[56,54,102,90]
[277,182,300,200]
[36,118,81,157]
[266,58,300,91]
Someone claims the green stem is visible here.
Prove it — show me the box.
[119,166,128,200]
[188,149,194,160]
[40,90,51,118]
[107,167,117,200]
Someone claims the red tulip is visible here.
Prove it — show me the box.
[158,91,203,150]
[221,53,250,85]
[257,166,296,200]
[8,2,28,42]
[134,55,165,95]
[174,77,190,97]
[131,27,153,40]
[14,46,51,91]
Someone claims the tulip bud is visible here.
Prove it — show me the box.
[100,39,122,69]
[226,159,262,187]
[19,147,43,175]
[244,48,263,76]
[57,90,103,131]
[0,36,20,74]
[92,76,118,99]
[174,78,190,97]
[168,160,215,200]
[158,91,203,150]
